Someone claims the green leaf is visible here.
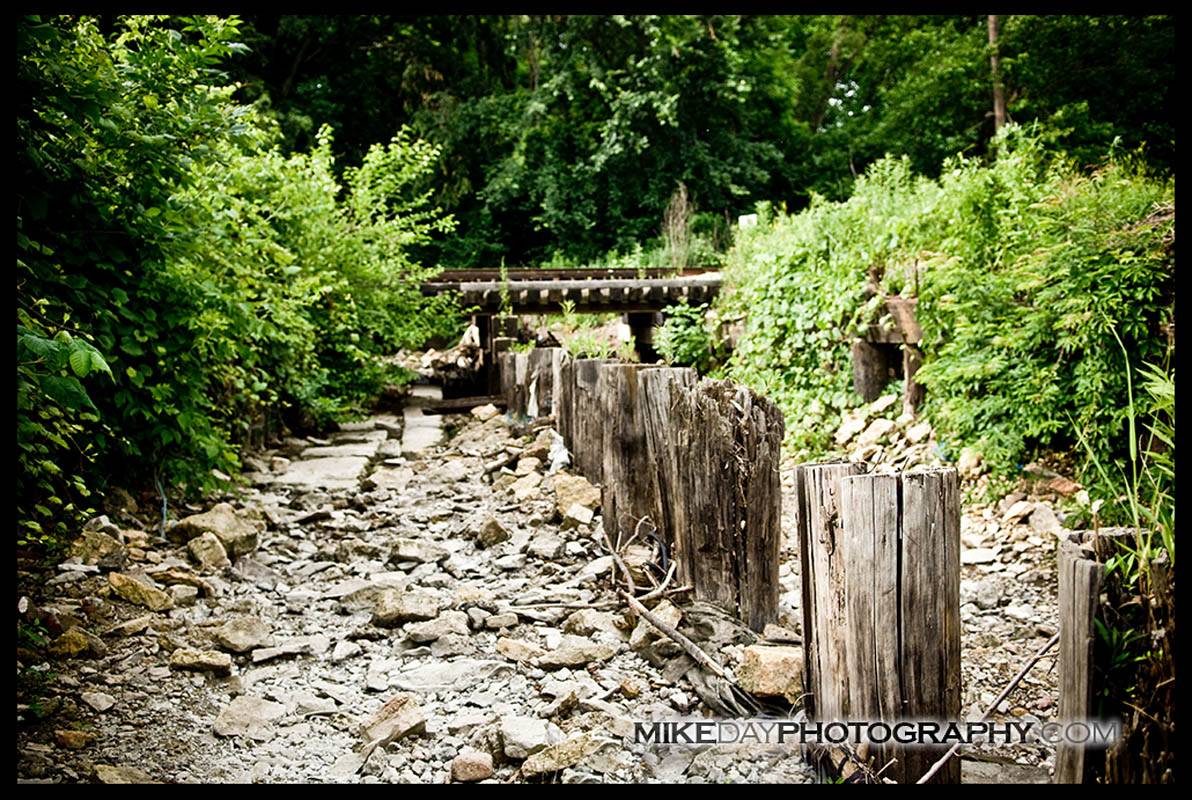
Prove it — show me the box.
[69,348,91,377]
[40,375,97,411]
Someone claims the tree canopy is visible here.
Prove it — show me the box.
[227,14,1174,266]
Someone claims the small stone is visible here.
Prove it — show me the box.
[905,421,934,445]
[510,472,543,502]
[958,447,983,476]
[1047,476,1082,495]
[563,609,624,638]
[515,456,542,476]
[737,645,804,704]
[869,394,899,414]
[108,573,174,612]
[169,648,233,677]
[962,548,998,565]
[553,474,600,518]
[857,418,897,448]
[372,589,440,627]
[95,765,160,784]
[538,636,615,670]
[81,691,117,712]
[560,503,594,530]
[500,716,549,760]
[55,729,96,749]
[104,619,151,643]
[1028,504,1062,536]
[406,611,470,643]
[331,640,362,662]
[466,607,490,629]
[521,733,604,778]
[475,516,510,548]
[1005,604,1033,622]
[390,538,449,564]
[1001,500,1035,524]
[187,533,230,571]
[213,695,286,740]
[973,579,1002,610]
[630,601,682,651]
[359,693,426,750]
[431,633,477,658]
[72,530,122,565]
[484,613,518,630]
[471,404,499,422]
[834,411,869,445]
[250,635,331,663]
[451,751,494,782]
[619,679,644,699]
[527,531,565,560]
[169,585,199,607]
[169,502,259,556]
[496,637,545,663]
[48,627,107,659]
[214,617,275,653]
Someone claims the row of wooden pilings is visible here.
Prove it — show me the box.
[498,347,968,783]
[497,347,1149,784]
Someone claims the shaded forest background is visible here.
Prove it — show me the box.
[226,14,1174,266]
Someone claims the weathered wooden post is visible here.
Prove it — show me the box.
[797,465,961,783]
[796,461,865,724]
[651,379,783,632]
[557,358,616,483]
[598,365,698,545]
[1055,534,1105,784]
[526,347,565,419]
[499,352,530,419]
[1054,528,1172,784]
[598,364,652,545]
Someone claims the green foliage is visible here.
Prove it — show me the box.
[724,155,940,457]
[724,126,1174,483]
[224,15,1173,268]
[17,15,457,548]
[656,300,715,372]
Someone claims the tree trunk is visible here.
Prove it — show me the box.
[989,16,1006,132]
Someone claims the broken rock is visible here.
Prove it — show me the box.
[213,695,286,740]
[553,474,600,519]
[169,502,259,556]
[214,617,275,653]
[538,636,615,670]
[359,693,426,750]
[108,572,174,612]
[372,589,441,627]
[736,645,803,704]
[169,648,233,677]
[187,532,230,571]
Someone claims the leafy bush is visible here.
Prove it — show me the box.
[17,15,457,548]
[656,300,715,372]
[723,125,1174,487]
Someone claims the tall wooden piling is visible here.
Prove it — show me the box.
[598,364,654,545]
[655,380,784,632]
[1055,535,1104,784]
[797,465,961,783]
[557,358,616,482]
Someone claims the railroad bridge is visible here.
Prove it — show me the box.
[421,267,723,387]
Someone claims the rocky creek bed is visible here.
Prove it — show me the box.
[18,389,1068,784]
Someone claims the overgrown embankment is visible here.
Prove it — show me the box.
[721,126,1174,516]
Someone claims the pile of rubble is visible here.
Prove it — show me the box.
[17,402,812,784]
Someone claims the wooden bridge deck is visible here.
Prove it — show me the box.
[422,268,722,314]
